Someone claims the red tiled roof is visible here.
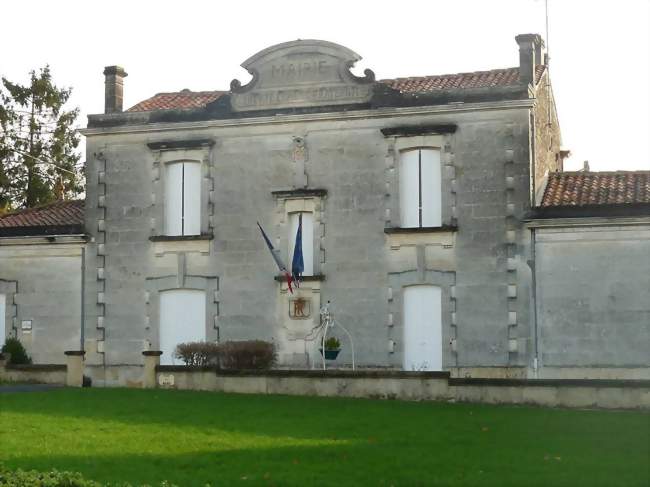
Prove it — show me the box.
[381,65,545,93]
[541,171,650,207]
[126,66,546,112]
[0,200,84,228]
[127,90,226,112]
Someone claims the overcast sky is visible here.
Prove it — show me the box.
[1,0,648,171]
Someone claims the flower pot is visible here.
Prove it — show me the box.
[319,348,341,360]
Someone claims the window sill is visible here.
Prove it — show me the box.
[149,233,214,242]
[384,225,458,234]
[274,274,326,282]
[272,188,327,199]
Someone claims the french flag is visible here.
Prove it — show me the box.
[257,222,294,293]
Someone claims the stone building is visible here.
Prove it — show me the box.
[1,34,648,384]
[0,201,85,363]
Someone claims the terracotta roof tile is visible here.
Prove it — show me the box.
[541,171,650,207]
[0,200,84,228]
[127,90,226,112]
[126,66,546,112]
[380,65,545,93]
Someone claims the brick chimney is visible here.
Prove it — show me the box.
[103,66,128,114]
[515,34,545,86]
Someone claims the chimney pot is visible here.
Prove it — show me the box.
[103,65,128,114]
[515,34,545,86]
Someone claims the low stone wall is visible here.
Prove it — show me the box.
[156,368,452,400]
[154,367,650,410]
[0,364,66,384]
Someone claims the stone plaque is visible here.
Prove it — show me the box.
[289,297,311,319]
[230,40,375,112]
[158,374,175,386]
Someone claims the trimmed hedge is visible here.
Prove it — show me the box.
[173,341,220,366]
[217,340,276,370]
[174,340,276,370]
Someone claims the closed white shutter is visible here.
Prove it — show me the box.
[164,162,184,236]
[0,294,5,348]
[420,149,442,227]
[399,150,420,228]
[289,212,314,276]
[159,289,206,365]
[182,162,201,236]
[403,285,442,371]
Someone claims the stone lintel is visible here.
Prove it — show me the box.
[147,139,215,151]
[272,188,327,199]
[380,124,457,137]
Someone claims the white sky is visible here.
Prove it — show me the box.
[1,0,648,171]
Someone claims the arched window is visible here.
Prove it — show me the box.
[164,161,201,236]
[399,148,441,228]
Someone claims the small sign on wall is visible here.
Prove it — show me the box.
[289,297,311,319]
[158,374,175,387]
[21,320,32,331]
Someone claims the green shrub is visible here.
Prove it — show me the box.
[0,466,185,486]
[0,466,101,486]
[1,338,31,365]
[174,341,220,366]
[217,340,276,370]
[173,340,276,370]
[324,336,341,350]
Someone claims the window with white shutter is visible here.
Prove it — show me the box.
[164,161,201,236]
[399,148,441,228]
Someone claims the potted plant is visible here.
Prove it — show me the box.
[320,336,341,360]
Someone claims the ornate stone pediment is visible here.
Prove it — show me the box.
[230,40,375,112]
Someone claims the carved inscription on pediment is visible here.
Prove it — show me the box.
[230,40,375,112]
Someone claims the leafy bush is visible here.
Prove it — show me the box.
[173,340,276,370]
[174,341,220,366]
[324,336,341,350]
[0,466,101,486]
[0,466,184,486]
[217,340,276,370]
[1,338,31,365]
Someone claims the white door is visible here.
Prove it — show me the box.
[159,289,206,365]
[403,285,442,371]
[0,294,5,348]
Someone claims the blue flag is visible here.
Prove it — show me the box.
[291,213,304,286]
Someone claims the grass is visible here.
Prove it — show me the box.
[0,388,648,486]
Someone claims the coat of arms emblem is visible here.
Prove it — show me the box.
[289,297,311,319]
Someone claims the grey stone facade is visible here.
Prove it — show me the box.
[2,35,648,382]
[532,219,650,378]
[0,236,84,363]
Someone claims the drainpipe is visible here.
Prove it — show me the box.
[80,246,85,351]
[529,228,539,378]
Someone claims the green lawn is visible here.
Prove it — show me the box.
[0,388,648,486]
